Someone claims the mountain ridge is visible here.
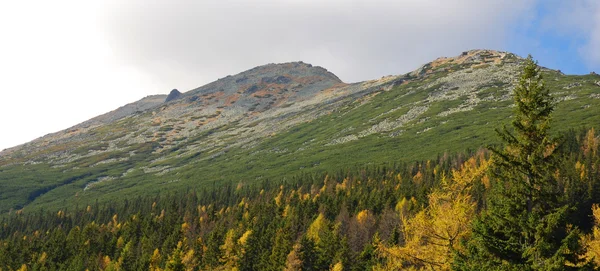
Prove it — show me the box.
[0,49,514,155]
[1,49,599,214]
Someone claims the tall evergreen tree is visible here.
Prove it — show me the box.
[299,236,320,271]
[454,56,593,270]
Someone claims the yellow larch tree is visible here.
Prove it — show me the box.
[331,261,343,271]
[284,243,302,271]
[181,248,196,271]
[149,248,162,271]
[219,229,240,270]
[237,229,253,265]
[584,204,600,265]
[307,213,328,244]
[378,157,490,270]
[583,128,598,158]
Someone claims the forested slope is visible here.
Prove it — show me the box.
[1,127,600,270]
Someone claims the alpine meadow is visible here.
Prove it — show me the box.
[2,50,600,270]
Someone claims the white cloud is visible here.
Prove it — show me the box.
[0,1,162,150]
[101,0,536,84]
[583,6,600,68]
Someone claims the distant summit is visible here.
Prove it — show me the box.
[173,61,346,113]
[409,49,520,77]
[187,61,343,97]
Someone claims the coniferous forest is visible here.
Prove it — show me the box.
[3,58,600,270]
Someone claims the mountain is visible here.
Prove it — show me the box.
[1,49,600,214]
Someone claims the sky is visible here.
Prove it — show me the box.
[0,0,599,151]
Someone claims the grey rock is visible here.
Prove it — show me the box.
[563,82,582,89]
[261,75,292,84]
[165,89,182,102]
[245,85,260,94]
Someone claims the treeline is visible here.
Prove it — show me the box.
[0,127,599,270]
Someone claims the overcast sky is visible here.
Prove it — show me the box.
[1,0,599,151]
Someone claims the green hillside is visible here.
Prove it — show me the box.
[1,50,599,214]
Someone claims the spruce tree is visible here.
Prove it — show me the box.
[300,236,320,271]
[454,56,593,270]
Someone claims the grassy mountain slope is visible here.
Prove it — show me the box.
[1,50,599,214]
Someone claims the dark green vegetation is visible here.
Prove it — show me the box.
[455,57,594,270]
[0,158,455,270]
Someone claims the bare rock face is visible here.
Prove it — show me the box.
[165,89,182,102]
[179,61,345,112]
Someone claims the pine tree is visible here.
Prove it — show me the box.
[269,227,293,270]
[299,236,319,271]
[454,56,594,270]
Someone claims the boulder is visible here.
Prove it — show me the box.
[165,89,182,102]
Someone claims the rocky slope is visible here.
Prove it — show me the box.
[1,50,599,214]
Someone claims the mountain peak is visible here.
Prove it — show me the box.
[431,49,516,67]
[227,61,343,85]
[175,61,345,113]
[410,49,520,77]
[447,49,514,64]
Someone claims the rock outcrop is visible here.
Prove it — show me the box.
[165,89,182,102]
